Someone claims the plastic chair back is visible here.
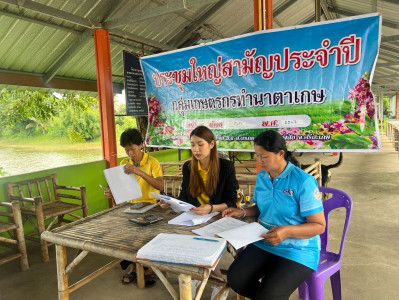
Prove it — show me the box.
[298,187,353,300]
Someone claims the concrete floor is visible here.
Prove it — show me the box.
[1,134,398,300]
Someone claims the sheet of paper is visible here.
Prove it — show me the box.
[103,165,142,204]
[192,217,248,237]
[168,211,219,226]
[217,222,269,250]
[136,233,226,269]
[151,192,195,212]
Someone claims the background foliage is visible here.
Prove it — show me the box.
[0,89,138,143]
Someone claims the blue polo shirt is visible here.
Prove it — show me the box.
[253,162,323,270]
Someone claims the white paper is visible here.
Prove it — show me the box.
[217,222,269,250]
[103,165,142,204]
[136,233,226,269]
[151,192,195,212]
[168,211,219,226]
[192,217,249,237]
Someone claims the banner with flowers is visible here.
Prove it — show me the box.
[141,14,381,152]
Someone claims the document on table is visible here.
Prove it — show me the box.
[103,165,142,205]
[150,192,195,212]
[217,222,269,250]
[192,217,269,250]
[192,217,248,237]
[168,211,219,226]
[136,233,227,269]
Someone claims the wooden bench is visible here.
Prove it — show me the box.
[6,174,88,262]
[0,200,29,271]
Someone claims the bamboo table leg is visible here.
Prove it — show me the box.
[56,244,69,300]
[136,263,146,288]
[178,274,192,300]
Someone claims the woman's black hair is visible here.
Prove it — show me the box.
[254,130,299,167]
[120,128,143,147]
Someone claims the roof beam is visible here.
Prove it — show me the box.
[0,7,81,35]
[320,0,334,20]
[382,35,399,43]
[103,0,221,29]
[0,0,174,51]
[330,7,399,30]
[44,1,124,84]
[274,0,297,16]
[43,30,93,84]
[0,69,123,94]
[0,0,102,28]
[168,0,228,47]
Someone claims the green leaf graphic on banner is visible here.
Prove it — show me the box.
[324,134,372,149]
[346,123,375,136]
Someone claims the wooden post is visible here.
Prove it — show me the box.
[56,245,69,300]
[94,29,118,208]
[12,201,29,271]
[178,274,192,300]
[35,197,49,262]
[265,0,273,30]
[136,263,146,288]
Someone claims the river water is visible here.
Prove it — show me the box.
[0,147,103,176]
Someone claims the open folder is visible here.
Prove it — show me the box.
[136,233,227,269]
[103,165,142,204]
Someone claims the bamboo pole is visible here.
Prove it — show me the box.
[151,266,179,300]
[0,253,22,265]
[12,201,29,271]
[56,244,69,300]
[68,259,121,293]
[35,197,49,262]
[136,263,146,288]
[178,274,192,300]
[65,250,88,275]
[194,277,209,300]
[0,236,18,244]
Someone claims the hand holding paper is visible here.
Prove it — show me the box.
[151,192,195,212]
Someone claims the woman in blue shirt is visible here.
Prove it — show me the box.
[223,130,326,300]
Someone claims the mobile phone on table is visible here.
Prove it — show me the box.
[129,215,163,225]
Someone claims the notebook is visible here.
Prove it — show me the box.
[136,233,227,269]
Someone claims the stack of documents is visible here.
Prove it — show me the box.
[136,233,227,269]
[192,217,269,249]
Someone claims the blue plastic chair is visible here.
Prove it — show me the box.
[298,187,353,300]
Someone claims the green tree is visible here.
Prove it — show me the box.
[0,89,100,142]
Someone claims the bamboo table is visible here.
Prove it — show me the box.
[41,204,223,300]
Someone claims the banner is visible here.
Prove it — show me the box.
[141,14,382,152]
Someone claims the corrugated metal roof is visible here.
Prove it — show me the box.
[0,0,398,97]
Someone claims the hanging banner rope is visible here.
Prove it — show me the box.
[141,14,381,152]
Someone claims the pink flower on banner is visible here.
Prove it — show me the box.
[148,94,164,128]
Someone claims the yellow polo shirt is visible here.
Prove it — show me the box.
[197,161,210,205]
[120,153,163,203]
